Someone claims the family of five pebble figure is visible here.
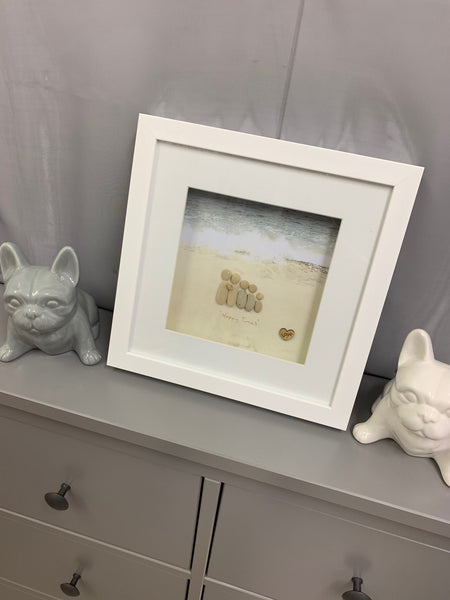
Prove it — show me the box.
[215,269,263,313]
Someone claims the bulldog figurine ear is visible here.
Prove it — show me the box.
[0,242,101,365]
[0,242,29,282]
[51,246,80,286]
[353,329,450,486]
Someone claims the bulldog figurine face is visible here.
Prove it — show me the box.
[353,329,450,486]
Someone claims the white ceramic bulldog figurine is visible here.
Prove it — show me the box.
[353,329,450,486]
[0,242,101,365]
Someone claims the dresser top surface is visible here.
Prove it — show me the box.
[0,307,448,535]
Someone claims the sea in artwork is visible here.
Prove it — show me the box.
[166,188,341,363]
[180,189,340,269]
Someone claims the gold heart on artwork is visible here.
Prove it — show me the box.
[279,328,295,341]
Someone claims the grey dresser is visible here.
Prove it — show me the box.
[0,310,448,600]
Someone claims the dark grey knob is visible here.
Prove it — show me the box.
[45,483,71,510]
[60,573,81,597]
[342,577,372,600]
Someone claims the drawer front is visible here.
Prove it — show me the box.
[208,484,450,600]
[204,582,273,600]
[0,414,201,567]
[0,578,57,600]
[0,509,188,600]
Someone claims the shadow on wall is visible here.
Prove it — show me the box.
[312,78,417,165]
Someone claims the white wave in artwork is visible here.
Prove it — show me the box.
[180,189,341,268]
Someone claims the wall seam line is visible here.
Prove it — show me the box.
[276,0,306,139]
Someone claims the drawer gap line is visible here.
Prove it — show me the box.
[187,478,222,600]
[0,507,190,576]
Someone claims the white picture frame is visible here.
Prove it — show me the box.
[107,114,423,429]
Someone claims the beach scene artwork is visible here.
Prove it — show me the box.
[166,188,341,364]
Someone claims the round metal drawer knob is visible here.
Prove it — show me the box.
[342,577,373,600]
[60,573,81,597]
[44,483,71,510]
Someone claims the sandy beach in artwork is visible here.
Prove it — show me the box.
[166,244,327,364]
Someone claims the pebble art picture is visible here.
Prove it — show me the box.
[165,188,339,363]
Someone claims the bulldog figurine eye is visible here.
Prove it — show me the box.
[353,329,450,486]
[0,242,101,365]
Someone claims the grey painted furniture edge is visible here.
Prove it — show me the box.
[0,306,448,537]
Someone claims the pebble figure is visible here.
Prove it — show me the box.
[245,283,257,312]
[226,273,241,306]
[236,280,249,309]
[216,269,232,305]
[254,292,264,313]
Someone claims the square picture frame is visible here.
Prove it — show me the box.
[107,114,423,429]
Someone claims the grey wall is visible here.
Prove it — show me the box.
[0,0,449,378]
